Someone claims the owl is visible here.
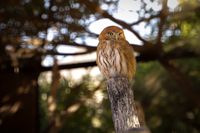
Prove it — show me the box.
[96,26,136,81]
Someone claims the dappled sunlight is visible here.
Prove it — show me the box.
[66,103,80,114]
[41,93,48,101]
[92,116,102,128]
[1,0,200,132]
[38,72,112,132]
[0,102,21,115]
[186,112,194,120]
[40,66,102,82]
[17,86,30,94]
[93,90,104,104]
[23,37,43,47]
[47,96,56,113]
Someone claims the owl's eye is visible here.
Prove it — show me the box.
[107,32,113,36]
[119,32,123,36]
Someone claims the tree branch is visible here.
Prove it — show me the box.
[41,61,96,71]
[44,51,91,56]
[52,41,97,51]
[51,41,145,53]
[162,48,200,60]
[40,48,199,72]
[156,0,168,49]
[79,0,150,45]
[130,14,159,26]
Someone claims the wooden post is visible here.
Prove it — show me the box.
[107,77,141,133]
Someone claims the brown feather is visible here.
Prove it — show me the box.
[96,26,136,81]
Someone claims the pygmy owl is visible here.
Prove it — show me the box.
[96,26,136,81]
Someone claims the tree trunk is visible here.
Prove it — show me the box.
[107,77,140,133]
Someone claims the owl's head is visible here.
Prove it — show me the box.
[99,26,126,41]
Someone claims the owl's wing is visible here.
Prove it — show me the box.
[96,41,105,66]
[119,40,136,79]
[96,41,109,78]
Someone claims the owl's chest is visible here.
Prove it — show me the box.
[99,40,119,57]
[100,42,120,64]
[102,43,115,56]
[103,40,119,50]
[98,41,125,77]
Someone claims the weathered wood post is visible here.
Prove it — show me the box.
[107,77,150,133]
[107,77,139,133]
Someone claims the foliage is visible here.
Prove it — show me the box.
[39,74,114,133]
[135,61,200,133]
[38,58,200,133]
[0,0,200,132]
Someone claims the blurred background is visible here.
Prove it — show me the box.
[0,0,200,133]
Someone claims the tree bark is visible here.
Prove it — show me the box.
[107,77,140,133]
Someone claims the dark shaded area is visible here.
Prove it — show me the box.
[0,71,40,132]
[0,0,200,132]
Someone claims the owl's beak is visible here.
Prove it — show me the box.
[114,33,119,40]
